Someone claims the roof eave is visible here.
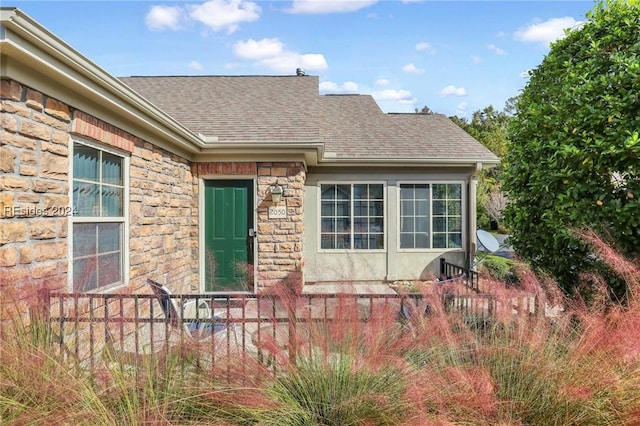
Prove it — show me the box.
[0,8,205,159]
[316,156,500,168]
[196,142,325,166]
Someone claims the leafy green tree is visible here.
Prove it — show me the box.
[503,0,640,300]
[464,105,511,157]
[452,103,513,229]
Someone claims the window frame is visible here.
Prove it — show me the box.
[317,181,387,253]
[68,138,130,293]
[396,181,465,253]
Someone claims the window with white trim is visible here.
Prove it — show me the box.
[400,183,463,249]
[72,142,126,292]
[320,183,384,250]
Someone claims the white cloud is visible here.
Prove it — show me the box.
[188,0,261,34]
[375,79,389,86]
[439,85,467,97]
[189,61,204,71]
[145,5,185,31]
[487,43,507,55]
[259,53,328,73]
[233,38,328,73]
[319,81,338,91]
[145,0,261,34]
[288,0,377,14]
[342,81,358,91]
[233,38,284,60]
[456,102,468,116]
[372,89,416,104]
[496,30,506,38]
[471,55,483,64]
[514,17,583,46]
[402,63,425,74]
[415,41,434,53]
[319,81,359,93]
[520,70,531,78]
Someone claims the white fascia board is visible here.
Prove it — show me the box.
[196,142,324,166]
[1,9,204,158]
[314,157,500,168]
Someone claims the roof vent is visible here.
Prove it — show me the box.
[296,68,306,76]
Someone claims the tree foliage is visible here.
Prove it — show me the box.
[452,103,513,229]
[503,0,640,300]
[453,104,512,157]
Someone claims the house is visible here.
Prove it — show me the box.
[0,8,499,295]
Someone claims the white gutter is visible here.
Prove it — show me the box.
[1,8,205,158]
[312,157,500,167]
[467,162,484,271]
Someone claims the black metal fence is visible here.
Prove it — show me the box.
[43,290,538,374]
[440,258,480,292]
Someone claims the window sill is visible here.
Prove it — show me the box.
[317,249,387,254]
[77,281,127,294]
[396,248,464,253]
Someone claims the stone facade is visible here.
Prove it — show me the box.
[0,80,197,294]
[191,161,306,292]
[127,139,195,293]
[2,80,306,295]
[256,162,305,292]
[1,80,71,291]
[0,86,309,364]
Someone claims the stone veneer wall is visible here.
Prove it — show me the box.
[256,162,305,292]
[1,80,71,291]
[127,136,195,294]
[0,79,196,294]
[192,161,305,292]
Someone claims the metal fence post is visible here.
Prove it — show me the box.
[288,292,297,366]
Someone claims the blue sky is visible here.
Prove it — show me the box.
[9,1,593,117]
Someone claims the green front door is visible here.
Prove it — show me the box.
[204,180,254,292]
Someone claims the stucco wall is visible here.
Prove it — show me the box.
[304,168,470,284]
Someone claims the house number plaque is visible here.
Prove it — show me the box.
[268,206,287,219]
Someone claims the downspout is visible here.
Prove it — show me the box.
[467,162,483,272]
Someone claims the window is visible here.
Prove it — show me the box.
[400,183,462,249]
[320,183,384,250]
[400,184,430,249]
[72,142,126,292]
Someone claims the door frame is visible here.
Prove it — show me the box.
[198,175,257,293]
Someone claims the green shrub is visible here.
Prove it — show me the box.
[481,254,520,284]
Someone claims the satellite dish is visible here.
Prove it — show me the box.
[476,229,500,253]
[473,229,502,267]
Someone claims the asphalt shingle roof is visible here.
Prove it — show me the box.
[120,75,498,162]
[120,76,320,143]
[318,95,498,160]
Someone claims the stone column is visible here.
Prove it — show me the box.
[256,162,305,292]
